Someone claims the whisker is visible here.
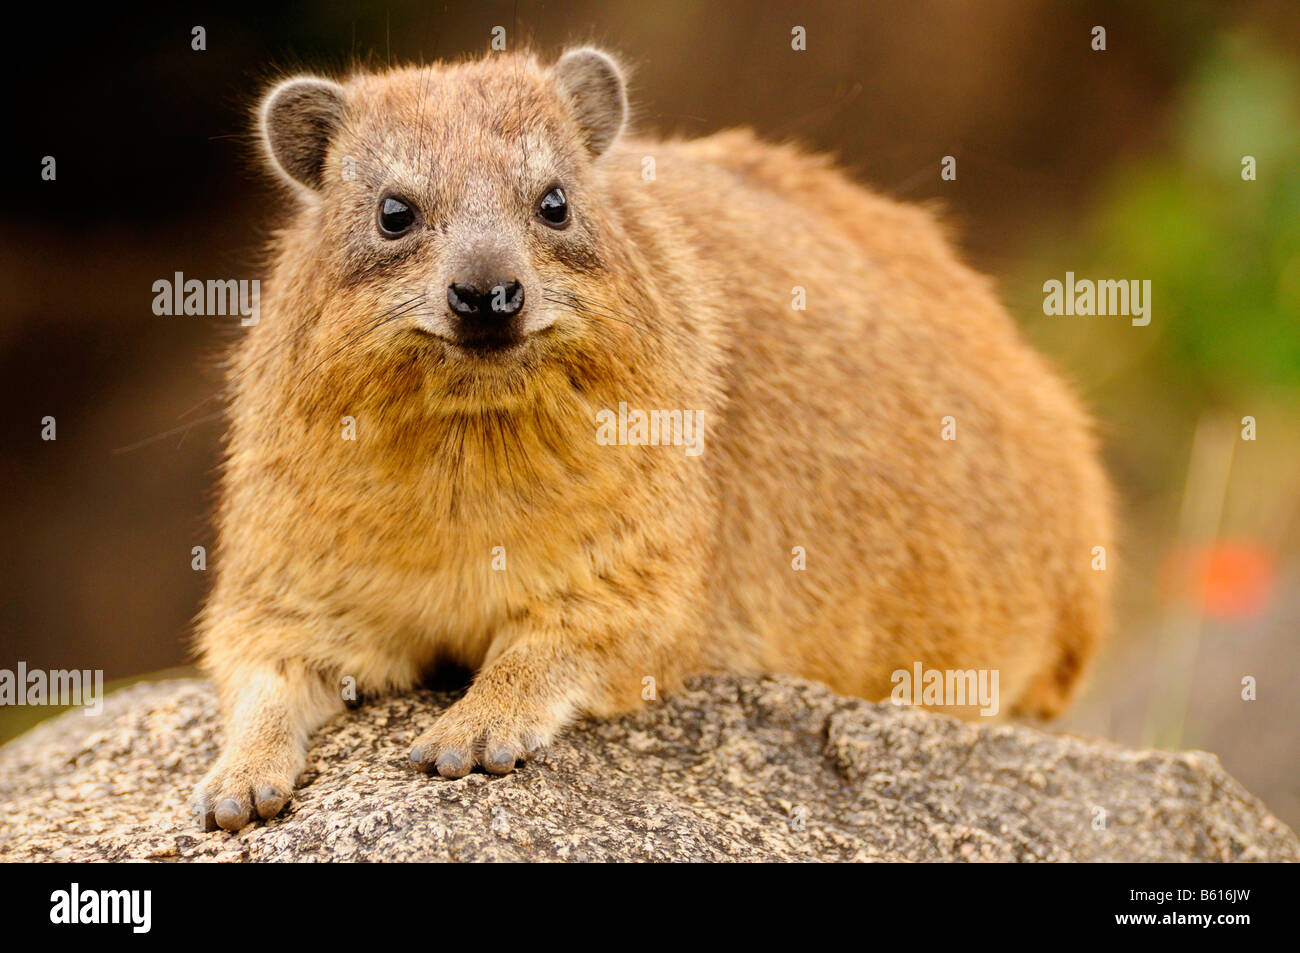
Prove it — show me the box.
[542,287,651,336]
[117,295,430,454]
[285,294,430,397]
[112,411,227,455]
[543,290,646,329]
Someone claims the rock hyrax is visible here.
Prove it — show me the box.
[193,47,1113,831]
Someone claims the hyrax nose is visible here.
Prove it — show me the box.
[446,280,525,320]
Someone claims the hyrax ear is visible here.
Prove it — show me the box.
[260,76,347,191]
[551,47,627,157]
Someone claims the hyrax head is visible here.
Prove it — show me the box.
[259,49,628,363]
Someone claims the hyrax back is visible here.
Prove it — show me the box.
[192,48,1112,831]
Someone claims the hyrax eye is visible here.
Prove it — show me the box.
[377,195,417,237]
[537,187,568,228]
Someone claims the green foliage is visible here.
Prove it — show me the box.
[1017,34,1300,499]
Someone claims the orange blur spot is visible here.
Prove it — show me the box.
[1163,542,1277,621]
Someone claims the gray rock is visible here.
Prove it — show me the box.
[0,675,1295,861]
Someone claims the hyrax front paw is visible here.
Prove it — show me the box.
[192,750,301,832]
[408,694,550,779]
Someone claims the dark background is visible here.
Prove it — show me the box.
[3,2,1298,824]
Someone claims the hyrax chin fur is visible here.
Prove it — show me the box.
[192,47,1113,831]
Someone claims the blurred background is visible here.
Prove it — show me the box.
[2,2,1297,826]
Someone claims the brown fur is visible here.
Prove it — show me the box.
[193,49,1113,831]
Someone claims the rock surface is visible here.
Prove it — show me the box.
[0,675,1295,862]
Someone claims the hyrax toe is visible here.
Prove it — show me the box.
[435,749,473,779]
[214,796,252,832]
[408,739,474,778]
[409,725,534,779]
[254,784,291,820]
[481,743,518,775]
[194,758,297,831]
